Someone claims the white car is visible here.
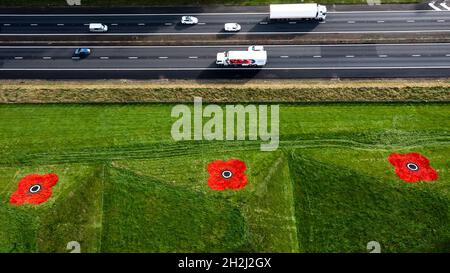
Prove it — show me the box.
[89,23,108,32]
[224,23,241,32]
[181,16,198,25]
[249,45,264,51]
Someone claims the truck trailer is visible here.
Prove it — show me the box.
[216,46,267,67]
[269,3,327,21]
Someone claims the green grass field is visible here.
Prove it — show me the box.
[0,103,448,252]
[0,0,420,8]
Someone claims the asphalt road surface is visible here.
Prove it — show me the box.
[1,10,449,35]
[1,44,449,79]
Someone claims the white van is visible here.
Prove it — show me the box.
[89,23,108,32]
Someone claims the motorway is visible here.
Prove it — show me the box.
[1,44,449,79]
[1,11,450,35]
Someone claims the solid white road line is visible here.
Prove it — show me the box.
[2,66,450,71]
[0,10,444,16]
[4,29,450,36]
[2,43,449,49]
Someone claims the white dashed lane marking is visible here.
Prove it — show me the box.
[188,56,198,59]
[42,56,52,59]
[100,56,109,59]
[345,55,355,58]
[158,56,168,59]
[313,55,322,58]
[378,55,388,57]
[412,54,421,57]
[14,56,23,59]
[128,56,138,59]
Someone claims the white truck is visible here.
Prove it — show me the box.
[216,46,267,67]
[269,3,327,21]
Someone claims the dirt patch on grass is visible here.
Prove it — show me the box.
[0,79,449,103]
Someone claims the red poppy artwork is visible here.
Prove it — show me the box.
[388,153,438,183]
[9,173,59,205]
[207,159,248,190]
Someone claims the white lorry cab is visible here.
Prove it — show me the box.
[269,3,327,21]
[216,46,267,67]
[89,23,108,32]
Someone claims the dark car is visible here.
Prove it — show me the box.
[73,48,91,58]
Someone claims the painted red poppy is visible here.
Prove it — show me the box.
[207,159,247,190]
[388,153,438,183]
[9,173,59,205]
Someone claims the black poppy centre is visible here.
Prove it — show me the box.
[29,184,42,194]
[406,162,419,172]
[221,170,233,179]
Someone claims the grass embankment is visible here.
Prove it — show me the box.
[0,0,420,8]
[0,80,449,103]
[0,102,448,252]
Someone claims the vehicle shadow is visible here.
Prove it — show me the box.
[246,17,320,34]
[196,61,263,81]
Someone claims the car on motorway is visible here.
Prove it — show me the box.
[73,48,91,58]
[224,23,241,32]
[89,23,108,32]
[249,45,264,51]
[181,16,198,25]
